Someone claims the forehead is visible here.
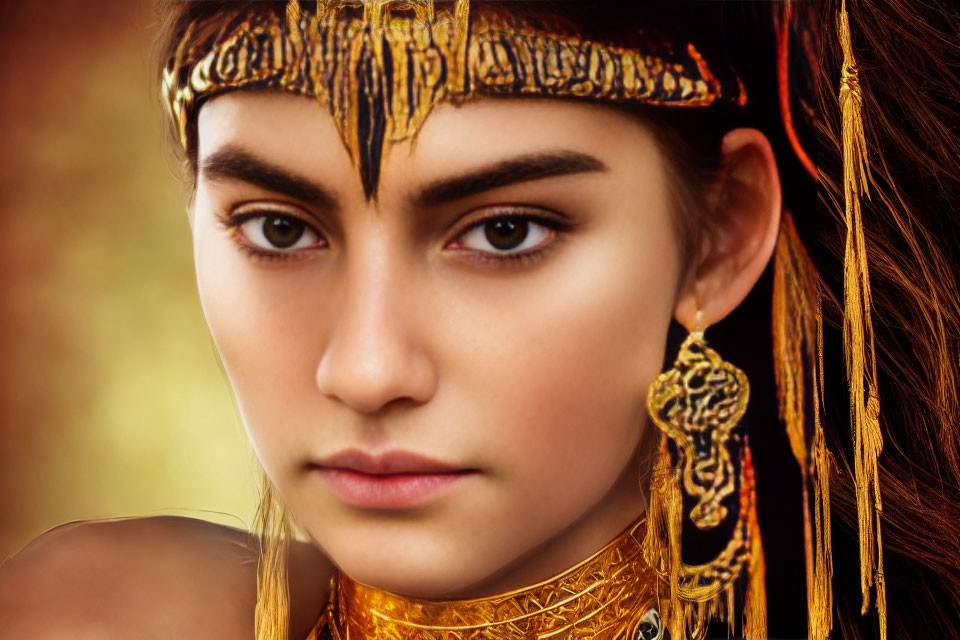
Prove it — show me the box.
[195,91,664,198]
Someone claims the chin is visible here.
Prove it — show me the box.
[337,549,493,600]
[348,568,475,600]
[315,517,515,600]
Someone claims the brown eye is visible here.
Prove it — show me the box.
[239,214,321,251]
[263,216,304,248]
[484,219,529,250]
[459,216,551,255]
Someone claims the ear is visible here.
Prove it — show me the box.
[674,128,781,330]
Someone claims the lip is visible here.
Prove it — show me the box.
[311,449,476,510]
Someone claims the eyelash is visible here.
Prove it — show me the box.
[218,207,324,263]
[447,212,569,268]
[217,207,569,266]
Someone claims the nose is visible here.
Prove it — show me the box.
[314,242,438,415]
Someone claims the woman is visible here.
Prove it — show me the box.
[1,1,958,639]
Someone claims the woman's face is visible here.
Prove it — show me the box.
[191,92,683,598]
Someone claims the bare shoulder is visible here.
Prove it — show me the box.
[0,516,332,640]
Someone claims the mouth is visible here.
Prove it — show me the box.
[310,449,477,510]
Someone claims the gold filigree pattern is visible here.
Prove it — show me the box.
[646,331,749,530]
[311,517,658,640]
[643,330,766,639]
[162,0,739,197]
[675,449,755,602]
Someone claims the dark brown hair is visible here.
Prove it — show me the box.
[817,0,960,637]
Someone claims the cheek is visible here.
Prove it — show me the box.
[192,208,326,469]
[446,217,680,503]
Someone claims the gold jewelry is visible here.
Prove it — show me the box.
[837,2,886,636]
[309,516,662,640]
[647,319,748,531]
[644,318,767,640]
[162,0,745,197]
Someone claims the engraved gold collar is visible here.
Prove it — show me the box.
[310,516,660,640]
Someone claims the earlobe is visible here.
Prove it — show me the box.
[673,127,781,330]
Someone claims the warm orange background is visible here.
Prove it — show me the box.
[0,1,258,561]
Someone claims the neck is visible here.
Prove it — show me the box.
[317,515,660,640]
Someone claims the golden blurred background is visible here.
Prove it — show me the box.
[0,1,258,560]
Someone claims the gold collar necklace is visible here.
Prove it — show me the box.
[310,516,664,640]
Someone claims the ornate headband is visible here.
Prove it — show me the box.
[161,0,746,196]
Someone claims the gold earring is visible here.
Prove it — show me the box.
[648,313,748,530]
[643,313,767,639]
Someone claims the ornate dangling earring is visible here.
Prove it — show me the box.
[643,311,767,640]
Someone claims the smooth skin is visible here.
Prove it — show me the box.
[0,92,780,638]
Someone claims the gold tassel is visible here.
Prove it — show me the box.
[810,290,835,640]
[286,0,303,48]
[254,476,294,640]
[838,1,886,637]
[772,213,813,475]
[742,445,768,640]
[665,465,683,639]
[743,525,767,640]
[813,296,837,640]
[772,213,834,639]
[642,436,685,639]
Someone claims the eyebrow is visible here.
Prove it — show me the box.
[414,150,608,208]
[198,146,608,209]
[199,146,338,209]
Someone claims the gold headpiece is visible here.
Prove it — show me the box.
[162,0,742,196]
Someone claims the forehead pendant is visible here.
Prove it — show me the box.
[286,0,472,195]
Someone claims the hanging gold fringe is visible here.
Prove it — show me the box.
[743,520,767,640]
[254,476,294,640]
[643,434,767,640]
[286,0,303,48]
[772,212,834,640]
[643,437,684,639]
[772,213,814,488]
[811,296,834,640]
[742,445,767,640]
[837,2,886,637]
